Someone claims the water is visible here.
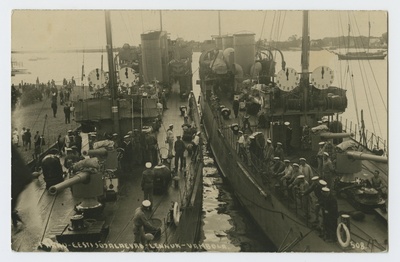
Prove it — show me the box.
[11,49,388,251]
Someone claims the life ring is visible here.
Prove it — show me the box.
[336,222,351,248]
[173,202,180,226]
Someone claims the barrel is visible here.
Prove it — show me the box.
[48,172,91,195]
[233,32,255,75]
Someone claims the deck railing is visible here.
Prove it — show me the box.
[339,116,387,156]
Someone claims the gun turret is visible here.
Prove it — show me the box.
[48,172,91,195]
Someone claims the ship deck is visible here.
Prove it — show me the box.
[11,87,201,252]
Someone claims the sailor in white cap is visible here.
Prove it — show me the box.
[288,163,304,187]
[132,200,159,245]
[320,185,339,242]
[289,174,309,203]
[120,134,133,172]
[279,160,294,194]
[166,124,174,157]
[299,157,312,182]
[322,151,335,189]
[274,141,284,160]
[284,121,293,153]
[237,130,246,159]
[317,142,326,173]
[141,162,155,205]
[265,138,274,164]
[271,156,285,177]
[303,178,327,224]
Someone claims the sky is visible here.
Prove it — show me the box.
[11,10,387,51]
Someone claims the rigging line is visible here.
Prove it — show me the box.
[350,70,361,126]
[355,56,381,136]
[119,11,135,44]
[258,11,268,43]
[268,11,277,44]
[30,93,50,131]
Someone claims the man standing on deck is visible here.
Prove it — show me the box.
[174,135,186,171]
[191,131,200,161]
[322,152,335,189]
[303,179,327,226]
[141,162,155,205]
[64,103,71,124]
[121,135,133,172]
[274,142,285,160]
[232,97,239,119]
[242,114,252,133]
[265,139,274,166]
[166,124,174,158]
[317,142,326,174]
[299,158,313,183]
[24,128,32,151]
[51,100,58,118]
[320,187,338,242]
[132,200,158,246]
[146,132,159,167]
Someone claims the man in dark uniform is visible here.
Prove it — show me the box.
[232,97,240,118]
[242,114,252,133]
[145,132,159,167]
[132,200,159,246]
[41,148,64,189]
[174,135,186,171]
[121,135,133,172]
[75,131,82,156]
[64,103,71,124]
[141,162,155,204]
[320,187,339,242]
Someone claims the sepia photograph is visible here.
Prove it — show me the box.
[6,0,394,257]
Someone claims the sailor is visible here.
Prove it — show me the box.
[299,158,313,182]
[88,133,97,150]
[284,121,293,154]
[132,200,159,246]
[322,140,335,160]
[303,179,327,225]
[265,139,274,165]
[166,124,174,157]
[232,97,240,118]
[121,135,133,172]
[237,131,246,159]
[112,133,120,149]
[242,114,253,133]
[367,170,387,198]
[248,135,257,165]
[279,160,293,193]
[145,132,159,167]
[64,146,84,171]
[287,163,304,198]
[317,141,326,174]
[41,148,64,190]
[74,131,82,156]
[174,135,186,171]
[322,152,335,189]
[141,162,155,205]
[271,157,285,176]
[64,130,74,149]
[274,142,285,160]
[255,132,265,160]
[289,175,310,211]
[191,131,200,161]
[320,187,339,242]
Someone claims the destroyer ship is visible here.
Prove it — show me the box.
[11,11,204,252]
[197,10,388,252]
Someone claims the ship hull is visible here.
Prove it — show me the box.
[337,53,387,60]
[200,100,343,252]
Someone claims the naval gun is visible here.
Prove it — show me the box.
[334,141,388,213]
[48,157,104,216]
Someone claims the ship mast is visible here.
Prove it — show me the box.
[105,11,120,135]
[301,10,310,112]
